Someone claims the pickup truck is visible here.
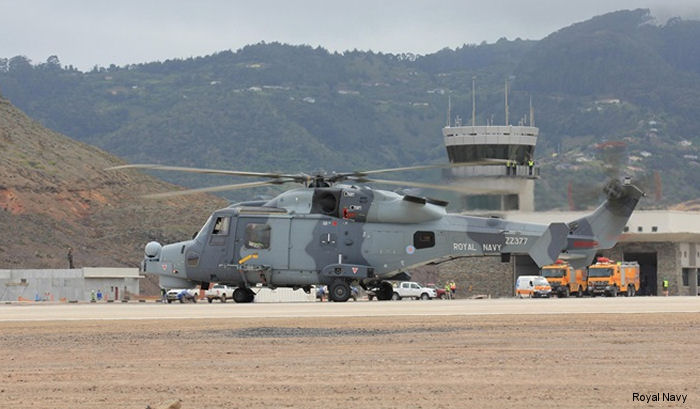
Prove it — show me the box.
[391,281,437,300]
[205,284,236,303]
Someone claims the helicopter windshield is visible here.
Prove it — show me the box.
[193,216,213,240]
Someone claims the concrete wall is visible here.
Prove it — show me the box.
[433,256,513,298]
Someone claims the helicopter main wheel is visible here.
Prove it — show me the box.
[233,288,255,303]
[329,280,351,302]
[376,281,394,301]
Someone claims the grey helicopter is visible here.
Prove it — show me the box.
[108,163,643,303]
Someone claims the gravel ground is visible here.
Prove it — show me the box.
[0,313,697,408]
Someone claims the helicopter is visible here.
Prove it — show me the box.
[108,163,643,303]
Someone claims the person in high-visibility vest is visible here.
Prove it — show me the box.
[527,159,534,176]
[662,279,669,296]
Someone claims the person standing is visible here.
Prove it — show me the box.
[662,279,669,296]
[450,280,457,299]
[67,247,74,269]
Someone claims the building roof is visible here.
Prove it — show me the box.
[82,268,141,279]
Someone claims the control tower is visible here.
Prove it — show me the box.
[443,78,540,211]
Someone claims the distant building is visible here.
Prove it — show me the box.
[0,268,141,302]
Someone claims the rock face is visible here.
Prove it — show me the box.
[0,96,226,279]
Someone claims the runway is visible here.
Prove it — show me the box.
[2,296,699,321]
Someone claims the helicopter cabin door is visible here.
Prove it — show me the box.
[235,216,290,270]
[195,213,236,282]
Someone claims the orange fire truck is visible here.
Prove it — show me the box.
[540,260,587,297]
[587,257,640,297]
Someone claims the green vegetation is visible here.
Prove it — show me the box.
[0,9,698,209]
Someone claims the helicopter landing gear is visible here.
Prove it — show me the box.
[233,287,255,303]
[329,279,351,302]
[376,281,394,301]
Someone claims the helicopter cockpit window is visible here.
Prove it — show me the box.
[413,231,435,249]
[212,216,230,235]
[245,223,271,249]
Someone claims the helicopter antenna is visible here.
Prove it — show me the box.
[471,76,476,126]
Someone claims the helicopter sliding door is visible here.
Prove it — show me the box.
[235,216,290,270]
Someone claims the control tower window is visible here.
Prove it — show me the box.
[447,144,534,163]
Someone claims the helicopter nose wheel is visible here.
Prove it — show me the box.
[233,287,255,303]
[329,279,351,302]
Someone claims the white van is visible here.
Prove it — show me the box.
[515,275,552,298]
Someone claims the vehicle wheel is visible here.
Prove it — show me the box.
[329,280,351,302]
[420,293,430,300]
[167,299,172,304]
[220,294,226,303]
[391,292,401,301]
[368,294,375,301]
[207,298,213,303]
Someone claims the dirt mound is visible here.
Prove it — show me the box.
[0,96,226,281]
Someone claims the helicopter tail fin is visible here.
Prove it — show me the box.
[562,179,644,268]
[527,222,569,267]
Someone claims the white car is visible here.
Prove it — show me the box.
[391,282,437,300]
[205,284,236,303]
[166,288,198,303]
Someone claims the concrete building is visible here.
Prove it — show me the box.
[0,268,141,302]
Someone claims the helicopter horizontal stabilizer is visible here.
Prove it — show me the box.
[527,222,569,267]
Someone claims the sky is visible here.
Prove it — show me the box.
[1,0,699,71]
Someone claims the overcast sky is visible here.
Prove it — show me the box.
[1,0,699,71]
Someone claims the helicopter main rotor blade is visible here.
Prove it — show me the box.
[106,164,309,182]
[143,179,295,199]
[329,160,507,182]
[358,177,501,195]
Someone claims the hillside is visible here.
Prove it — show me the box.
[0,95,227,272]
[0,9,698,209]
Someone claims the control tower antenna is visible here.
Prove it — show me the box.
[504,77,510,126]
[447,94,452,127]
[471,76,476,126]
[529,95,535,127]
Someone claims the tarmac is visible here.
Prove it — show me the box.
[2,296,699,321]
